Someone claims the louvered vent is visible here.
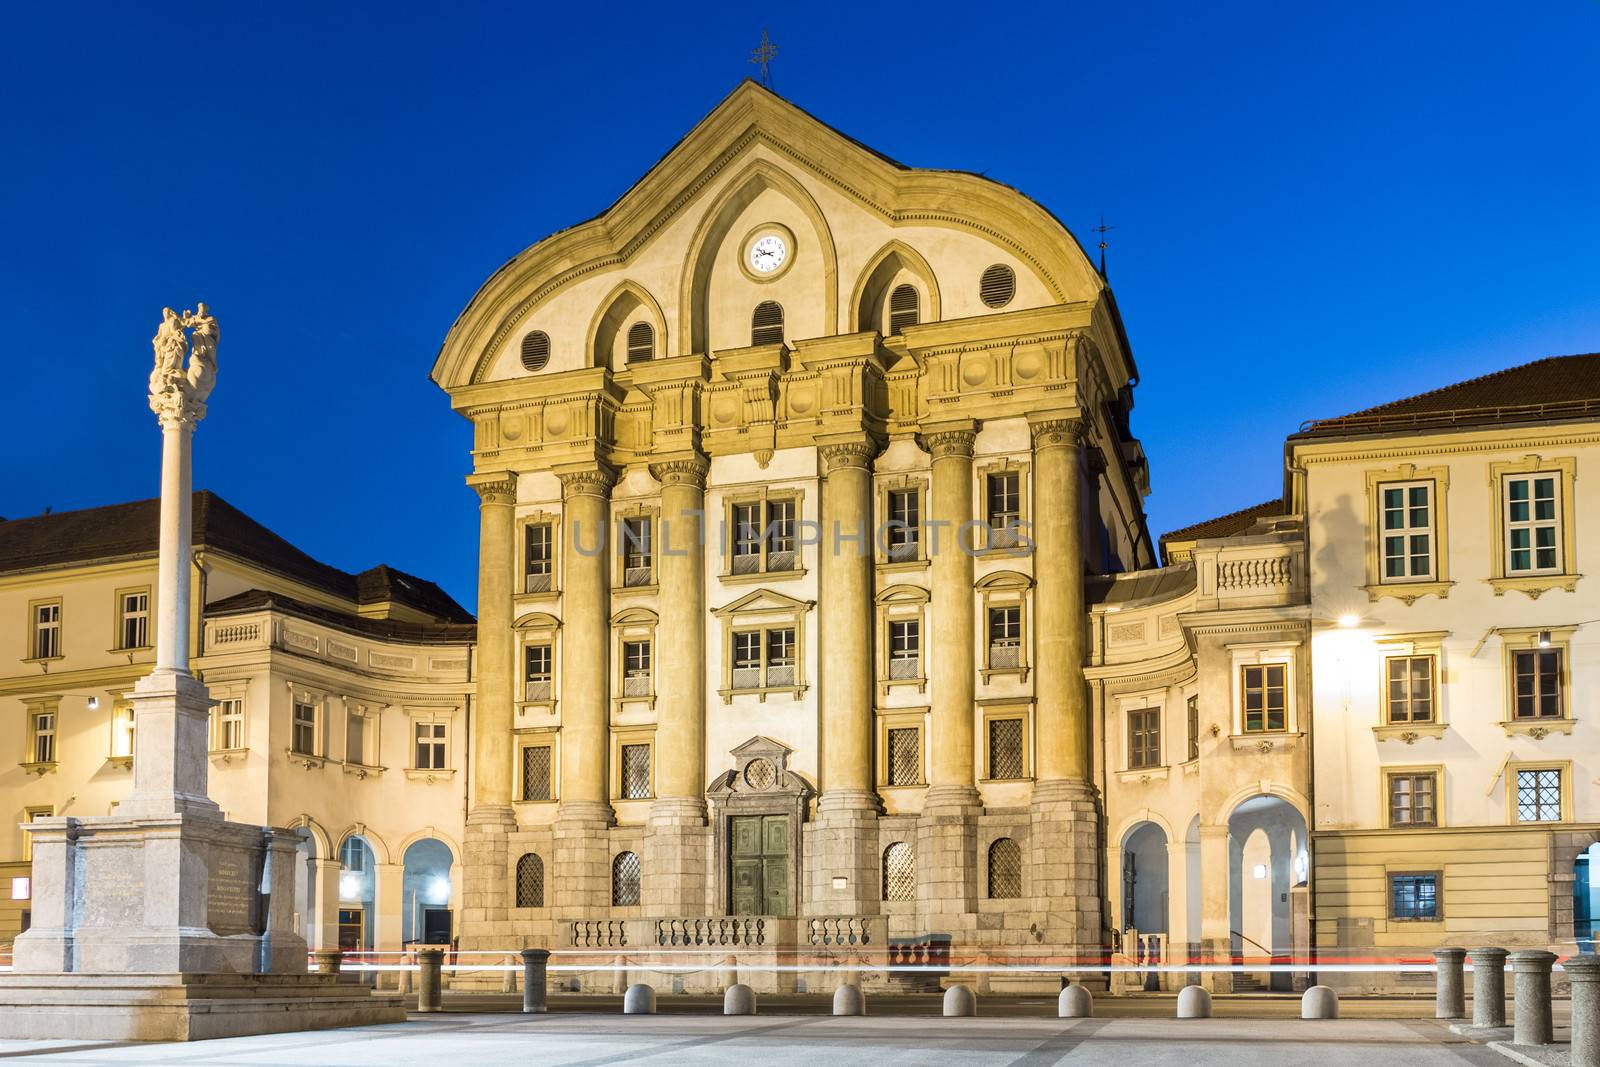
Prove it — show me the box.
[520,331,551,371]
[626,321,654,363]
[751,301,784,346]
[979,264,1015,308]
[888,284,920,335]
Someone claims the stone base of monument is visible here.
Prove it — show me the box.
[0,974,407,1042]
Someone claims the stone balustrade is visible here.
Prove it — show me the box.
[1190,533,1305,611]
[656,917,770,947]
[569,919,629,948]
[807,916,879,947]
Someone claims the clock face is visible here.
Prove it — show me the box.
[749,234,788,274]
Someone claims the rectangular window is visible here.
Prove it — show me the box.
[887,726,921,786]
[731,503,762,574]
[731,627,795,690]
[119,591,149,650]
[525,523,554,593]
[730,499,797,574]
[32,602,60,660]
[1380,481,1434,581]
[988,717,1025,780]
[111,702,136,760]
[30,711,56,765]
[414,721,447,770]
[765,499,796,571]
[888,620,920,679]
[988,606,1022,668]
[525,644,553,702]
[1241,663,1287,733]
[1389,873,1440,920]
[622,640,652,697]
[1504,474,1561,574]
[886,489,920,561]
[1388,772,1438,827]
[345,711,366,766]
[1186,695,1200,761]
[732,630,762,689]
[620,743,651,799]
[621,517,652,586]
[21,808,52,862]
[1128,707,1160,769]
[1386,655,1435,723]
[291,700,318,756]
[766,627,796,687]
[214,698,245,751]
[986,472,1021,548]
[521,744,552,801]
[1516,767,1562,822]
[1512,649,1563,719]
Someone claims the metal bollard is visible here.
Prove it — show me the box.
[520,949,551,1014]
[1508,951,1557,1046]
[1434,947,1466,1019]
[417,947,445,1013]
[1468,947,1509,1029]
[313,949,342,978]
[1565,955,1600,1067]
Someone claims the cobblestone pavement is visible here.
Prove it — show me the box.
[0,1013,1517,1066]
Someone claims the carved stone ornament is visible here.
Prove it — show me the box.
[922,428,976,460]
[819,440,876,472]
[148,303,218,428]
[473,477,517,506]
[557,467,617,498]
[1030,417,1087,449]
[650,456,710,488]
[1256,739,1274,754]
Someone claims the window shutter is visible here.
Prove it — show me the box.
[979,264,1015,308]
[888,284,919,335]
[520,331,551,371]
[751,301,784,346]
[626,322,654,363]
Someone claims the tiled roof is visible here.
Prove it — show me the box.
[207,589,475,643]
[0,491,472,624]
[1159,500,1286,546]
[1295,352,1600,438]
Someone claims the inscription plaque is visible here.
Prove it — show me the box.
[207,848,263,937]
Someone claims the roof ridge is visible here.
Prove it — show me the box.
[1345,353,1592,418]
[1159,499,1283,543]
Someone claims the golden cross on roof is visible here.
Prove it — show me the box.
[750,29,777,88]
[1093,215,1115,277]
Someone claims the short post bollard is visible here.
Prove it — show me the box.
[1058,984,1093,1018]
[1176,985,1212,1019]
[1300,985,1338,1019]
[1468,948,1509,1029]
[1434,947,1466,1019]
[520,948,550,1014]
[313,949,342,978]
[1508,951,1557,1046]
[724,983,757,1016]
[943,985,976,1017]
[1565,955,1600,1067]
[623,983,656,1015]
[417,947,445,1013]
[832,983,865,1016]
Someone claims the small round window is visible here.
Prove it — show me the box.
[979,264,1016,309]
[520,331,551,372]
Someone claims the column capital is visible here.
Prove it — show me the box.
[556,465,617,499]
[1029,415,1088,448]
[470,473,518,506]
[649,454,709,488]
[819,440,876,473]
[921,424,976,461]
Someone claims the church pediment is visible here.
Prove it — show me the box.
[712,587,814,618]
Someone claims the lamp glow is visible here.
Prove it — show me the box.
[87,696,99,710]
[1538,630,1552,648]
[1252,864,1268,880]
[1337,614,1360,629]
[339,871,363,901]
[11,876,30,900]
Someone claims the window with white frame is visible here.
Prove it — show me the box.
[885,489,920,562]
[1512,649,1563,719]
[525,643,553,702]
[31,602,60,659]
[29,710,56,764]
[414,721,447,770]
[1241,663,1287,733]
[620,743,651,799]
[1385,655,1436,724]
[213,698,245,751]
[888,620,919,679]
[731,627,794,690]
[620,516,653,587]
[525,522,554,593]
[731,498,797,574]
[1379,481,1434,581]
[1504,473,1561,575]
[111,701,135,760]
[1515,767,1562,822]
[118,590,150,650]
[622,640,652,697]
[988,606,1022,668]
[986,472,1021,548]
[21,807,52,862]
[291,700,319,756]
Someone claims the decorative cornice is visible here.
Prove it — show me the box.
[472,477,517,506]
[1030,416,1087,449]
[1296,430,1600,466]
[649,455,710,488]
[557,467,617,499]
[922,429,976,461]
[818,440,877,473]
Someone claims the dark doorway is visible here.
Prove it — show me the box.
[421,906,452,945]
[731,814,789,915]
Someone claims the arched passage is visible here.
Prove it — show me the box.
[1226,795,1309,992]
[337,835,377,952]
[1577,840,1600,953]
[402,838,455,946]
[1120,821,1169,934]
[292,828,318,946]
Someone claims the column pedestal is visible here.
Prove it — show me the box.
[917,786,982,920]
[552,802,616,915]
[644,798,711,915]
[1028,779,1101,960]
[807,790,881,916]
[459,806,517,952]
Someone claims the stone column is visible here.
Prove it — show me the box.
[1434,947,1466,1019]
[554,466,617,913]
[1508,950,1557,1046]
[313,858,343,951]
[1564,955,1600,1067]
[919,425,980,915]
[644,456,711,914]
[1197,825,1233,993]
[809,439,881,915]
[374,862,404,958]
[1026,415,1101,961]
[1469,947,1509,1028]
[461,474,518,952]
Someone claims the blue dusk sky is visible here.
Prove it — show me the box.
[2,2,1596,610]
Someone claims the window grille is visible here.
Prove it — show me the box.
[1516,768,1562,822]
[888,620,919,679]
[1505,474,1560,574]
[1241,663,1287,732]
[525,523,553,593]
[1389,873,1439,920]
[988,607,1022,668]
[883,842,915,901]
[515,853,545,907]
[1512,649,1562,719]
[120,591,149,650]
[751,301,784,346]
[988,718,1024,780]
[979,264,1016,308]
[1386,655,1435,723]
[887,727,920,786]
[621,744,651,799]
[612,851,641,906]
[1381,482,1434,580]
[626,321,654,363]
[987,838,1022,898]
[1388,772,1437,827]
[521,745,552,801]
[520,331,551,372]
[888,284,919,335]
[1127,708,1159,770]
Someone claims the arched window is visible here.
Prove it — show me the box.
[987,837,1022,899]
[626,321,655,363]
[751,301,784,346]
[515,853,545,908]
[882,842,914,902]
[888,284,920,335]
[520,331,551,371]
[612,850,641,906]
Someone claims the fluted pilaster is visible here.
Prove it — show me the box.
[1030,416,1090,783]
[924,425,978,801]
[557,466,616,813]
[818,438,878,798]
[470,474,518,813]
